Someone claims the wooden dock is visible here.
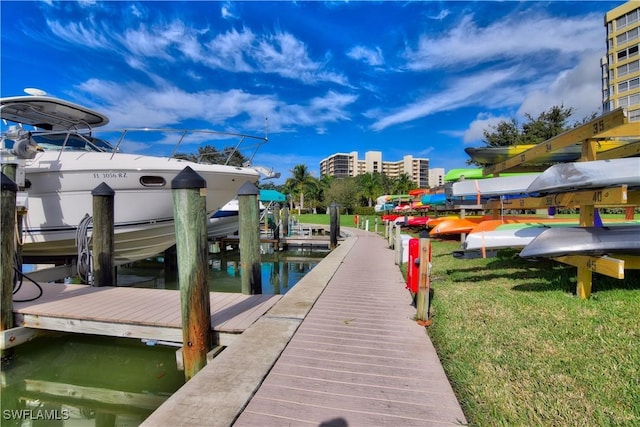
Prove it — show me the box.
[6,283,281,349]
[142,228,468,426]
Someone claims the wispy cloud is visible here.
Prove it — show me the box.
[347,45,384,66]
[75,80,356,141]
[404,12,603,71]
[370,67,519,131]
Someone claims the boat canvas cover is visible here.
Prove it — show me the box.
[1,95,109,130]
[259,189,286,202]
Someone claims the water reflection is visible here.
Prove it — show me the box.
[1,334,184,427]
[119,247,327,295]
[0,247,327,426]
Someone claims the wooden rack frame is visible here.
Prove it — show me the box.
[481,107,639,299]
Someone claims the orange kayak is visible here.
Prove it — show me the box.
[429,218,486,236]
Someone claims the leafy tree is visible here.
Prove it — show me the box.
[174,144,249,166]
[520,105,575,145]
[323,177,359,214]
[482,118,522,147]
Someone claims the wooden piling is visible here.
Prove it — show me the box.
[91,183,115,287]
[1,173,18,337]
[329,202,338,250]
[171,166,211,381]
[238,181,261,295]
[282,206,289,237]
[416,232,432,324]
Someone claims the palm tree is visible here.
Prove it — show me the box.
[285,164,316,215]
[357,172,383,207]
[393,173,414,195]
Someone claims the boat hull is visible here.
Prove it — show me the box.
[519,225,640,258]
[526,158,640,195]
[19,151,259,264]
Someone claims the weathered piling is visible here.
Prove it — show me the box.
[282,206,289,237]
[171,166,211,380]
[91,183,115,287]
[416,231,432,324]
[329,202,338,250]
[1,173,18,337]
[273,204,281,249]
[238,181,261,295]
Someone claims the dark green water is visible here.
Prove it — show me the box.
[1,248,325,426]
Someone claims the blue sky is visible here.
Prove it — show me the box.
[1,1,627,185]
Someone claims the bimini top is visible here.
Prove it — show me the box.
[259,189,286,202]
[0,95,109,130]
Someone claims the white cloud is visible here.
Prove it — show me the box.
[370,67,519,131]
[221,3,237,20]
[518,51,603,121]
[405,12,603,71]
[347,45,384,66]
[74,80,357,146]
[463,113,512,145]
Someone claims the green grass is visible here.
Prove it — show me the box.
[427,240,640,426]
[297,214,640,426]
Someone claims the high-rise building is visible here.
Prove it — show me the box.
[319,151,431,188]
[602,1,640,122]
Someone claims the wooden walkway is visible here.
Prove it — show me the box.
[8,283,281,348]
[233,229,467,426]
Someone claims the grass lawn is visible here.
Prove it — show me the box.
[298,214,640,426]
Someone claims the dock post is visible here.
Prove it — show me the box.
[171,166,211,380]
[329,202,338,250]
[1,173,18,355]
[92,183,115,287]
[416,231,432,324]
[238,181,261,295]
[394,225,402,264]
[282,206,289,237]
[273,204,281,249]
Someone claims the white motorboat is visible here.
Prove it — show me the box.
[208,189,286,239]
[1,94,264,266]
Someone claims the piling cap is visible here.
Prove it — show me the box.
[91,182,115,196]
[237,180,259,196]
[1,172,18,192]
[172,166,206,189]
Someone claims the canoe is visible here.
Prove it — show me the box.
[526,158,640,195]
[465,140,628,165]
[429,218,485,236]
[467,217,574,234]
[421,193,447,205]
[466,220,640,253]
[452,174,540,197]
[463,226,553,251]
[444,168,532,182]
[519,225,640,258]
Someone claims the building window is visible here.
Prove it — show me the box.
[617,44,639,62]
[616,8,640,31]
[617,59,640,77]
[617,26,639,45]
[618,77,640,93]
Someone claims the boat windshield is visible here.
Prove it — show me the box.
[4,132,116,153]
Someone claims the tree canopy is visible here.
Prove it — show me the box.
[481,105,576,147]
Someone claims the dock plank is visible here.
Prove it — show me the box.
[232,230,467,426]
[11,282,281,343]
